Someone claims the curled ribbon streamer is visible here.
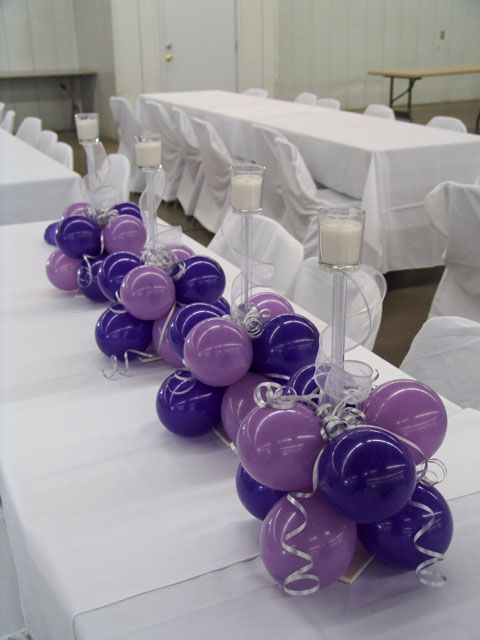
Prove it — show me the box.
[411,500,447,588]
[171,261,186,281]
[80,233,105,289]
[102,349,157,380]
[168,370,196,395]
[213,427,238,454]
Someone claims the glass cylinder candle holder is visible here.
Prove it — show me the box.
[135,134,162,171]
[75,113,99,143]
[230,163,265,213]
[317,207,365,270]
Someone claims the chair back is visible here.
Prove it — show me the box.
[36,130,58,154]
[315,98,340,110]
[0,102,5,122]
[16,116,42,145]
[243,88,268,98]
[294,92,317,105]
[251,124,288,219]
[401,316,480,410]
[0,110,15,133]
[427,116,467,133]
[49,141,73,170]
[109,96,145,192]
[170,107,199,157]
[364,104,395,120]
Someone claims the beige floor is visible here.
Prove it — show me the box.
[59,98,479,367]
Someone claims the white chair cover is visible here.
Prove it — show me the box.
[294,92,317,105]
[36,129,58,154]
[49,141,73,170]
[191,117,233,233]
[0,102,5,122]
[0,109,15,133]
[0,508,25,638]
[315,98,341,110]
[141,100,184,202]
[425,181,480,322]
[251,124,289,222]
[401,316,480,410]
[427,116,467,133]
[208,210,304,295]
[289,257,387,351]
[243,88,268,98]
[83,152,130,206]
[364,104,395,120]
[16,116,42,146]
[109,96,145,193]
[170,107,204,216]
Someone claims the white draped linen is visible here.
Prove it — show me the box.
[139,90,480,272]
[0,130,85,225]
[0,221,478,640]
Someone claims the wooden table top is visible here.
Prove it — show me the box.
[0,68,97,80]
[368,64,480,79]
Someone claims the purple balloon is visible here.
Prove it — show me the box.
[120,265,175,321]
[252,314,320,380]
[95,303,153,358]
[103,215,147,256]
[156,369,225,437]
[152,312,183,367]
[221,372,267,442]
[171,256,226,305]
[169,245,195,262]
[288,362,333,407]
[56,215,102,259]
[77,254,108,302]
[318,427,416,523]
[61,202,92,219]
[212,296,230,316]
[168,303,223,359]
[184,317,252,387]
[46,249,82,291]
[237,403,324,492]
[260,493,357,591]
[251,291,294,321]
[365,379,447,464]
[236,464,286,520]
[97,252,143,302]
[44,221,59,246]
[112,202,142,220]
[358,483,453,571]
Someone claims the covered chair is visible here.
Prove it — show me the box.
[401,316,480,410]
[0,102,5,122]
[0,110,15,133]
[191,117,233,233]
[289,258,387,351]
[209,210,304,295]
[16,116,42,146]
[315,98,341,110]
[427,116,467,133]
[243,88,268,98]
[364,104,395,120]
[170,107,205,216]
[83,152,130,204]
[109,96,145,192]
[36,129,58,154]
[141,100,184,203]
[49,141,73,170]
[425,181,480,323]
[294,92,317,105]
[0,510,25,638]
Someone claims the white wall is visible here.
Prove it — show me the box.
[277,0,480,108]
[0,0,78,129]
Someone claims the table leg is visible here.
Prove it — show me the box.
[476,110,480,134]
[389,77,394,108]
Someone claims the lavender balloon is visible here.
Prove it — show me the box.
[56,215,102,259]
[77,254,108,302]
[170,245,195,262]
[152,312,183,368]
[120,265,175,321]
[168,302,223,359]
[97,252,142,302]
[365,379,447,464]
[156,369,225,437]
[221,372,267,442]
[251,291,294,321]
[171,256,226,305]
[236,464,286,520]
[95,304,153,358]
[103,215,147,256]
[46,249,82,291]
[237,403,324,492]
[184,317,252,387]
[260,493,357,592]
[61,202,92,219]
[358,483,453,571]
[112,202,142,220]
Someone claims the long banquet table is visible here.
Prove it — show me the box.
[0,130,85,226]
[1,221,480,640]
[139,90,480,273]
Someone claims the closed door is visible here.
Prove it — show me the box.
[160,0,238,92]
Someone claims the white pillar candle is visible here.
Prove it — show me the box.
[319,218,363,266]
[231,174,262,210]
[135,140,162,168]
[75,118,99,142]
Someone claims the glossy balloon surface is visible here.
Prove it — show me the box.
[112,202,142,220]
[152,311,183,367]
[156,369,225,437]
[318,427,416,523]
[120,265,175,320]
[169,245,195,262]
[77,254,108,302]
[103,215,147,255]
[221,372,267,442]
[61,202,92,219]
[46,249,82,291]
[251,291,294,321]
[252,314,319,379]
[237,403,324,492]
[95,304,153,358]
[365,379,447,464]
[168,303,223,359]
[212,296,230,316]
[358,483,453,571]
[55,215,102,259]
[171,256,226,305]
[236,464,285,520]
[44,221,59,246]
[97,252,142,302]
[260,493,357,591]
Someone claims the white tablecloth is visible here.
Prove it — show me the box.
[0,130,85,225]
[0,221,478,640]
[140,90,480,272]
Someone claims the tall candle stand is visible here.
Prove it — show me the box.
[230,163,265,318]
[75,113,100,192]
[135,134,163,256]
[317,207,366,401]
